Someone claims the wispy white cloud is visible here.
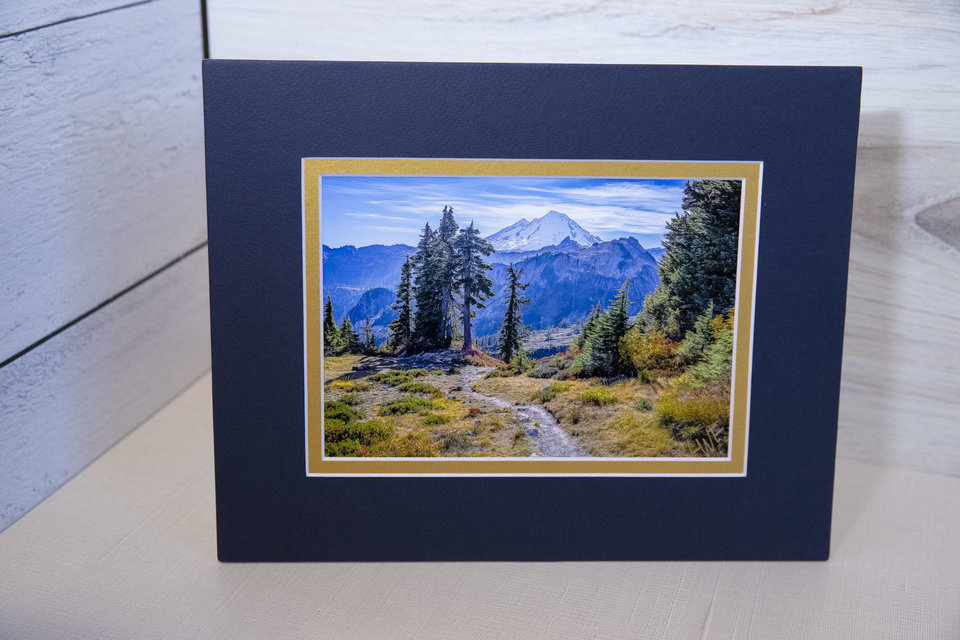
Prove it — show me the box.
[343,212,416,222]
[518,181,684,207]
[361,191,677,239]
[365,225,418,233]
[321,175,698,247]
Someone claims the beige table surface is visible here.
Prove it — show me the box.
[1,374,957,639]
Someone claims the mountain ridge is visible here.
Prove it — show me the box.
[323,236,660,344]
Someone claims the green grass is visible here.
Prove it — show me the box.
[325,418,393,444]
[655,377,730,455]
[382,433,444,457]
[322,354,366,382]
[471,375,553,403]
[327,379,372,392]
[338,392,361,405]
[531,380,571,403]
[578,386,619,406]
[609,414,678,457]
[634,399,653,412]
[324,413,444,457]
[656,384,728,425]
[323,370,463,457]
[324,438,362,457]
[324,399,363,423]
[368,368,428,386]
[397,381,444,397]
[442,432,472,451]
[324,418,394,457]
[377,395,435,416]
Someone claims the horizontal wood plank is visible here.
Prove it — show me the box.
[0,248,210,531]
[207,0,960,145]
[0,0,205,362]
[0,0,141,38]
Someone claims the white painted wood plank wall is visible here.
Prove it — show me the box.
[0,0,208,530]
[207,0,960,477]
[0,250,210,528]
[0,1,134,38]
[1,0,206,359]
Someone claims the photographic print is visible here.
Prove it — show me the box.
[304,159,760,475]
[206,61,860,560]
[205,61,862,560]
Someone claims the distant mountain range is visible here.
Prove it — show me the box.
[487,236,582,265]
[476,236,659,337]
[323,212,662,344]
[322,244,416,325]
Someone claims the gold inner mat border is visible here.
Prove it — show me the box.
[304,159,761,476]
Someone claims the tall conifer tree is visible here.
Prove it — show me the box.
[412,222,444,342]
[436,206,460,347]
[497,264,530,362]
[581,279,632,377]
[676,301,714,365]
[361,315,375,352]
[640,179,741,339]
[339,316,359,354]
[387,256,414,348]
[323,294,339,352]
[574,303,602,350]
[453,221,495,351]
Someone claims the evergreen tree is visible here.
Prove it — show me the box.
[436,206,460,347]
[453,221,495,351]
[676,301,714,365]
[581,279,632,377]
[638,287,681,339]
[574,303,602,350]
[361,315,376,352]
[339,316,360,354]
[412,222,444,342]
[323,294,340,352]
[689,322,734,385]
[640,179,741,339]
[497,263,530,362]
[387,256,414,348]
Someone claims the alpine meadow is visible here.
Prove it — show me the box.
[320,176,743,459]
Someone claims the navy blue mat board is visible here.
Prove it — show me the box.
[203,61,861,561]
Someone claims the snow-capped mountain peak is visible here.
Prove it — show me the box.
[485,210,602,251]
[492,218,529,236]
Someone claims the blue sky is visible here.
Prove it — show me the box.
[320,175,692,250]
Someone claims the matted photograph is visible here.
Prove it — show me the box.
[303,159,760,475]
[206,61,861,560]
